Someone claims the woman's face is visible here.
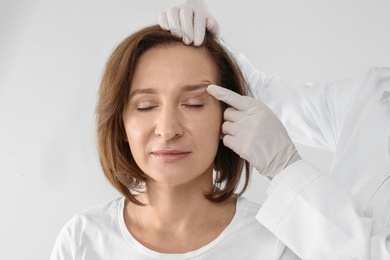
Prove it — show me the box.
[123,44,222,187]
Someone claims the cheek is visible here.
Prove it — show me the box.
[211,111,223,135]
[193,106,223,140]
[210,103,224,131]
[124,116,152,151]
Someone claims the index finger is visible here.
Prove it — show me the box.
[207,84,256,111]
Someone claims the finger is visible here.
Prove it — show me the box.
[222,121,241,136]
[207,84,256,111]
[224,107,244,122]
[167,7,182,38]
[206,16,220,36]
[193,11,206,46]
[222,135,244,158]
[179,5,194,45]
[158,12,169,31]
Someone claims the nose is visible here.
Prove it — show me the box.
[154,107,184,140]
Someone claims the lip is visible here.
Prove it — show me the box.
[150,150,191,162]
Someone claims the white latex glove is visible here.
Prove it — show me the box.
[158,0,220,46]
[207,85,301,178]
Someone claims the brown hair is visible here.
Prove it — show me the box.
[96,25,250,205]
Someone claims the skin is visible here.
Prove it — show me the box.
[122,44,236,253]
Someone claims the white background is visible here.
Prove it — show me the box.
[1,0,389,259]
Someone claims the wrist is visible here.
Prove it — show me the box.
[285,150,302,169]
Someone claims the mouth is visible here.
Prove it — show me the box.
[150,150,191,162]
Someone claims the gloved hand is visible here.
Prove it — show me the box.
[207,84,301,178]
[158,0,220,46]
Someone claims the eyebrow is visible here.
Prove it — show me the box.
[129,83,209,99]
[129,88,157,99]
[182,83,209,92]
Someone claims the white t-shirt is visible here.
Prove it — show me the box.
[50,196,299,260]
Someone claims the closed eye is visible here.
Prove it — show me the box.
[137,106,158,112]
[183,104,204,108]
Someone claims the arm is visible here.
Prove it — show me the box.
[240,64,390,258]
[257,160,390,259]
[220,45,390,257]
[232,51,359,152]
[159,0,360,152]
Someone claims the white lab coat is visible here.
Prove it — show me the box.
[235,52,390,259]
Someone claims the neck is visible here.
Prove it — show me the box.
[134,170,215,230]
[123,167,237,253]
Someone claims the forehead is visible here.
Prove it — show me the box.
[130,44,219,92]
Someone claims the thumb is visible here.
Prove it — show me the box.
[207,84,256,111]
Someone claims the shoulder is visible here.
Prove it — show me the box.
[237,196,262,216]
[233,196,264,232]
[366,66,390,75]
[358,67,390,93]
[51,198,125,259]
[220,197,288,256]
[78,197,123,217]
[61,197,124,235]
[77,197,122,220]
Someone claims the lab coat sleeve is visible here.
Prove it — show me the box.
[256,160,390,259]
[231,50,359,152]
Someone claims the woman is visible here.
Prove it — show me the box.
[50,25,299,259]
